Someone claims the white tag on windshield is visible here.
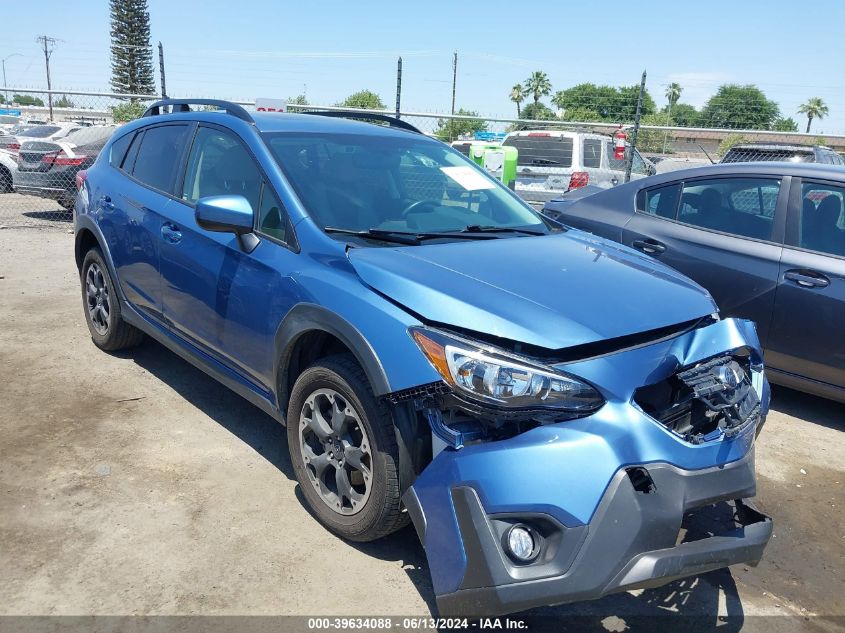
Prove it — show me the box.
[440,166,496,191]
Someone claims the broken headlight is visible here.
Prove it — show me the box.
[411,328,604,412]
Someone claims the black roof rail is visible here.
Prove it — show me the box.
[142,99,254,124]
[301,110,422,134]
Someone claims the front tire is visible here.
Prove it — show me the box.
[81,248,145,351]
[287,354,408,542]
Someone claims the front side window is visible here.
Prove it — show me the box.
[677,177,780,241]
[264,132,545,236]
[131,124,191,193]
[182,126,262,211]
[796,182,845,257]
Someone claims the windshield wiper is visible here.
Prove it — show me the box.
[532,158,560,165]
[324,227,500,244]
[461,224,546,236]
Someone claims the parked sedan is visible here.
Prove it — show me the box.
[545,162,845,403]
[13,125,115,209]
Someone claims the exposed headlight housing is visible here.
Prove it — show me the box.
[411,328,604,413]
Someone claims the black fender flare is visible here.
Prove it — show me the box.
[273,303,391,414]
[74,216,128,303]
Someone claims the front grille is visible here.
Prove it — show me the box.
[634,354,760,444]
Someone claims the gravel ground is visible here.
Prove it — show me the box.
[0,227,842,632]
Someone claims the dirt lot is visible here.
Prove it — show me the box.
[0,225,843,632]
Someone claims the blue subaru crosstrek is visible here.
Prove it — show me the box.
[74,99,772,615]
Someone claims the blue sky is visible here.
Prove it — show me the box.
[4,0,845,133]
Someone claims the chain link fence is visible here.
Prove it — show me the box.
[2,88,844,227]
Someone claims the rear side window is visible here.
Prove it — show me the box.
[796,182,845,257]
[131,124,191,193]
[108,132,133,168]
[637,183,680,218]
[582,139,601,168]
[678,177,780,241]
[503,135,573,168]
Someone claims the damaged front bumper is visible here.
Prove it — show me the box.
[401,318,772,615]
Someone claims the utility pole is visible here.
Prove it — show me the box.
[36,35,56,121]
[624,70,647,184]
[158,42,167,98]
[2,54,22,104]
[450,51,457,141]
[395,56,402,118]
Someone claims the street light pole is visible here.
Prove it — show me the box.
[1,53,22,104]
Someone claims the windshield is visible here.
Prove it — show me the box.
[263,132,545,235]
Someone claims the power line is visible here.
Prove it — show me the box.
[35,35,57,120]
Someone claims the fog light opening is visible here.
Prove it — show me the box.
[626,467,656,494]
[505,524,539,563]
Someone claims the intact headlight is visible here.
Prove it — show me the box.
[411,328,604,412]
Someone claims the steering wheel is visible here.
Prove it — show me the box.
[401,199,441,218]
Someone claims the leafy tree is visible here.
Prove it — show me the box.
[287,94,309,106]
[0,95,5,104]
[55,95,74,108]
[636,112,674,153]
[13,94,45,106]
[337,90,385,109]
[509,84,525,117]
[772,116,798,132]
[110,101,146,122]
[814,136,828,146]
[665,82,682,108]
[700,84,780,130]
[718,133,748,157]
[552,83,653,123]
[797,97,828,133]
[434,108,487,141]
[524,71,552,107]
[662,103,698,127]
[520,102,556,121]
[110,0,156,96]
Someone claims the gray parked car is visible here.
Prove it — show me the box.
[721,143,844,165]
[502,130,655,204]
[544,162,845,403]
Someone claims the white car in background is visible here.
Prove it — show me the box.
[501,129,655,204]
[0,122,81,153]
[0,148,16,193]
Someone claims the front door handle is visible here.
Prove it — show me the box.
[784,269,829,289]
[161,223,182,244]
[632,238,666,255]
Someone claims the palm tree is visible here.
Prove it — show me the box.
[510,84,525,117]
[798,97,829,133]
[665,82,682,108]
[524,71,552,107]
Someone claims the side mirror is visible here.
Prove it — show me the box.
[195,195,259,252]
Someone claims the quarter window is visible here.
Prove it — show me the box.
[677,177,780,241]
[796,182,845,257]
[258,184,288,242]
[109,132,133,169]
[582,139,601,169]
[131,124,191,193]
[182,126,262,211]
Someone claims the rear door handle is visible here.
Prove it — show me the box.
[784,269,829,289]
[161,223,182,244]
[632,238,666,255]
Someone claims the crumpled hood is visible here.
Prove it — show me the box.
[348,231,716,350]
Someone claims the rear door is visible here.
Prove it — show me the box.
[622,174,787,346]
[160,124,300,391]
[102,123,193,321]
[766,178,845,391]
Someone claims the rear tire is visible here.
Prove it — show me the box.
[81,248,145,351]
[287,354,408,542]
